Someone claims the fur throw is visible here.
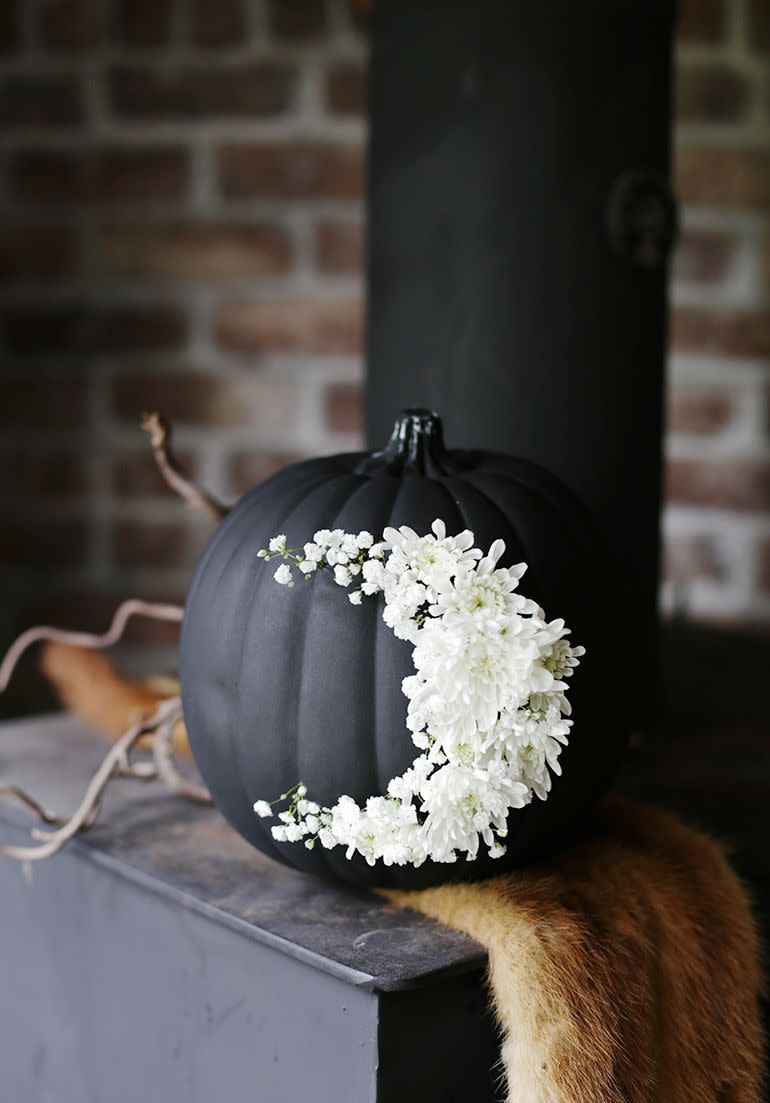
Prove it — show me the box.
[385,797,764,1103]
[41,644,764,1102]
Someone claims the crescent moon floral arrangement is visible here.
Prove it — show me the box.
[253,520,585,871]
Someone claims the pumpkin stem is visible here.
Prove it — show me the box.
[358,408,452,476]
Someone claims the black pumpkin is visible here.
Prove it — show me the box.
[180,410,622,889]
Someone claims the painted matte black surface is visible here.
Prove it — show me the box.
[366,0,675,728]
[180,411,622,889]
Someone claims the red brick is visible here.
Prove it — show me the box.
[2,304,186,355]
[671,307,770,359]
[191,0,245,45]
[228,451,308,496]
[113,0,173,45]
[0,2,18,52]
[676,65,750,123]
[0,225,78,282]
[0,451,87,499]
[667,387,733,435]
[663,535,727,583]
[0,74,83,128]
[676,0,726,43]
[108,63,294,120]
[97,222,292,280]
[675,148,770,209]
[11,148,188,205]
[215,298,363,355]
[111,448,197,498]
[269,0,327,40]
[747,0,770,51]
[325,62,367,116]
[112,370,253,426]
[0,374,88,428]
[324,383,363,433]
[666,459,770,512]
[0,521,87,567]
[41,0,102,49]
[113,521,196,568]
[218,142,364,200]
[673,228,734,284]
[315,219,364,274]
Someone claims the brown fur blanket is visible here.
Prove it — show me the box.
[43,642,765,1103]
[386,798,764,1103]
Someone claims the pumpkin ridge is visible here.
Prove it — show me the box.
[291,474,371,788]
[249,472,366,874]
[460,471,560,601]
[185,466,350,865]
[445,472,543,595]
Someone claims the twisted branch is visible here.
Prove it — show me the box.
[0,599,211,861]
[152,701,212,805]
[0,786,63,826]
[141,411,229,521]
[0,698,183,861]
[0,599,184,694]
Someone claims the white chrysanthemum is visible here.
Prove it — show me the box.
[255,518,584,868]
[382,521,481,590]
[431,551,536,624]
[420,761,529,863]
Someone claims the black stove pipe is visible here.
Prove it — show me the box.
[365,0,676,730]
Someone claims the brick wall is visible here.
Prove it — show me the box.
[0,0,768,713]
[664,0,769,623]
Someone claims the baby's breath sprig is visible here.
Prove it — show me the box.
[257,530,385,598]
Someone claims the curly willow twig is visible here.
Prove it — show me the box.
[141,411,229,521]
[0,600,212,863]
[0,599,184,694]
[0,699,184,861]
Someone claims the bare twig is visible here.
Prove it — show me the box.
[0,786,63,826]
[141,411,229,521]
[0,601,210,860]
[0,599,184,694]
[152,700,212,806]
[0,698,182,861]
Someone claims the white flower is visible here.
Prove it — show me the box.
[382,521,481,590]
[254,519,584,868]
[273,564,294,587]
[322,529,346,558]
[333,564,352,587]
[361,557,386,595]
